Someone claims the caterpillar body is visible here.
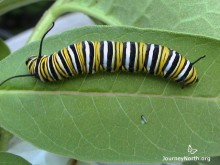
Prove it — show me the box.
[27,41,198,85]
[0,23,205,87]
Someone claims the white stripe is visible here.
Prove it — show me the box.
[169,54,181,77]
[163,51,176,75]
[147,44,155,72]
[85,41,90,73]
[67,46,78,73]
[177,60,190,80]
[103,41,108,70]
[125,42,131,70]
[111,41,115,72]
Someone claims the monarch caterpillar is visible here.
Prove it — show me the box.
[0,23,205,87]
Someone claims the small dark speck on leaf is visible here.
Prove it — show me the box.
[141,115,148,124]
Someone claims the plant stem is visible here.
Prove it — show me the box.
[27,1,121,43]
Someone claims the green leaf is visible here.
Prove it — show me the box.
[0,26,220,163]
[67,0,220,39]
[0,127,13,151]
[0,38,10,60]
[0,0,40,16]
[29,0,220,42]
[0,152,31,165]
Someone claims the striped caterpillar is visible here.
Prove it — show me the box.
[0,23,205,88]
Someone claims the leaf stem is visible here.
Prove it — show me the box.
[27,1,121,43]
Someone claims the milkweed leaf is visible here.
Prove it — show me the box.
[0,26,219,163]
[0,152,31,165]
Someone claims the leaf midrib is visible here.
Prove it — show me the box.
[0,90,218,100]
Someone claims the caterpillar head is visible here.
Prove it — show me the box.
[25,56,38,75]
[25,55,50,82]
[180,56,205,88]
[0,23,55,86]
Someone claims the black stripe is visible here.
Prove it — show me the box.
[70,44,82,74]
[144,44,151,71]
[162,49,173,73]
[176,62,192,82]
[129,42,136,72]
[107,41,113,72]
[122,42,127,70]
[100,41,104,69]
[58,50,72,77]
[43,57,52,81]
[34,59,40,78]
[82,41,87,73]
[164,51,180,78]
[54,53,67,78]
[149,44,159,74]
[185,66,194,83]
[88,41,94,74]
[174,59,187,81]
[41,58,51,81]
[48,55,58,80]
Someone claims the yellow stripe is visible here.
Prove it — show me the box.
[63,48,77,76]
[28,59,33,73]
[139,42,148,72]
[29,63,33,73]
[40,57,47,80]
[43,56,53,81]
[93,41,100,72]
[115,42,123,71]
[158,46,170,76]
[140,42,147,72]
[171,56,186,79]
[30,60,36,74]
[38,58,44,79]
[54,54,64,77]
[119,42,123,70]
[52,54,64,79]
[185,68,197,84]
[155,45,162,75]
[138,42,143,71]
[185,68,193,80]
[76,42,86,73]
[115,42,119,71]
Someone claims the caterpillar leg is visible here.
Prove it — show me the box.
[181,84,185,89]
